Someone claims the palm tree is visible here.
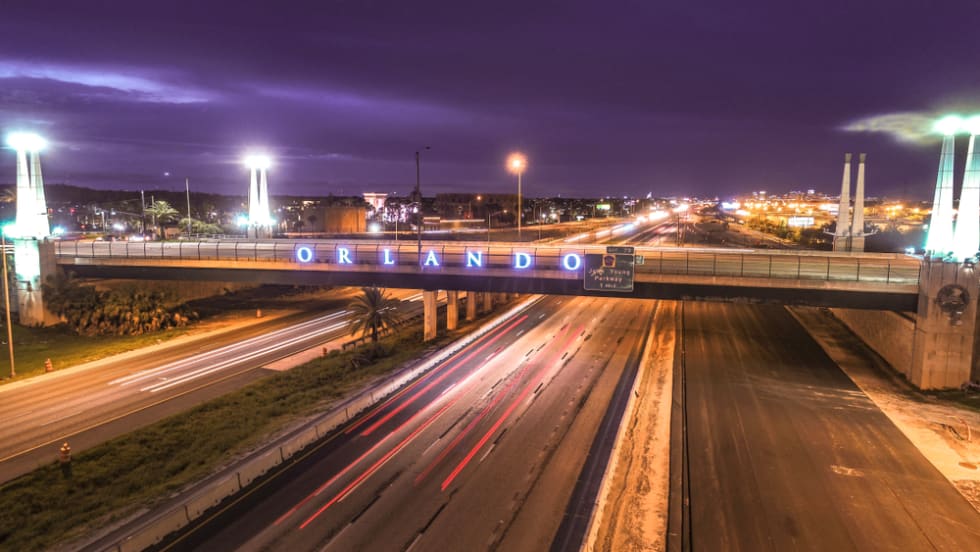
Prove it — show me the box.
[346,287,402,346]
[144,200,179,236]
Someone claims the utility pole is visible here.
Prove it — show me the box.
[414,146,430,266]
[185,178,192,236]
[140,190,146,235]
[1,233,13,378]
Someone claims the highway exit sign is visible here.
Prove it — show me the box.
[584,253,634,292]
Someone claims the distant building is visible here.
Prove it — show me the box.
[319,205,367,233]
[362,192,388,215]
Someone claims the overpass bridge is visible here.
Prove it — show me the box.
[47,238,977,389]
[53,239,921,310]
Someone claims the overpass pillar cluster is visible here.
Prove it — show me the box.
[423,290,438,342]
[466,291,477,321]
[446,290,459,331]
[420,290,514,342]
[911,260,980,388]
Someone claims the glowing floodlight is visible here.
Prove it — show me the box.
[965,115,980,136]
[507,152,527,174]
[934,115,964,136]
[5,132,47,152]
[243,154,272,170]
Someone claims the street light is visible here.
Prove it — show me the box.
[414,146,431,266]
[507,153,527,239]
[1,227,14,378]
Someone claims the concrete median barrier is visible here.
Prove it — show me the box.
[236,447,283,488]
[117,505,189,552]
[281,426,319,460]
[185,473,241,520]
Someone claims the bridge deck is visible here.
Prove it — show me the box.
[55,240,921,310]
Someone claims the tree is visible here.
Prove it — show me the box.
[346,287,402,347]
[144,200,179,236]
[179,217,223,235]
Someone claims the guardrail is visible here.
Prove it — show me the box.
[55,240,922,287]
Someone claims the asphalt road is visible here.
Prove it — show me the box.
[0,288,430,484]
[677,301,980,550]
[161,294,652,552]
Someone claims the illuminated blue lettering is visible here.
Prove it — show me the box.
[383,248,395,265]
[296,246,314,263]
[466,251,482,267]
[424,250,440,266]
[514,252,532,269]
[562,253,582,271]
[337,247,352,264]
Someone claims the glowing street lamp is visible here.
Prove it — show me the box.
[926,115,962,254]
[6,132,50,239]
[243,153,273,235]
[507,153,527,239]
[5,132,47,152]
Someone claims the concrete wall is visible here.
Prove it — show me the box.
[831,308,915,378]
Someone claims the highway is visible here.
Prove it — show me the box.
[160,295,653,552]
[676,301,980,550]
[0,288,432,484]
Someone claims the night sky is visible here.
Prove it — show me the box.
[2,1,979,199]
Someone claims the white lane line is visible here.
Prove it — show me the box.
[110,311,350,387]
[141,320,348,393]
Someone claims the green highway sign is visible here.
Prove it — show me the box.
[606,246,635,254]
[585,253,635,292]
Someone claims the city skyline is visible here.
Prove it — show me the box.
[2,2,980,199]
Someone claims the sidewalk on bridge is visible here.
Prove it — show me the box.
[790,306,980,512]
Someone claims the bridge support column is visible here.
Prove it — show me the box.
[910,260,980,388]
[466,291,477,321]
[423,290,438,342]
[446,290,459,331]
[483,292,493,313]
[14,239,59,327]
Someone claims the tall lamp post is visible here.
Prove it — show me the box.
[185,177,193,236]
[414,146,431,265]
[1,230,13,378]
[507,153,527,239]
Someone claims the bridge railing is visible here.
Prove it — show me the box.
[55,240,921,287]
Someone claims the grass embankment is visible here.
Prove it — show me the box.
[0,326,447,551]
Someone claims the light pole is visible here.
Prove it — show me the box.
[507,153,527,240]
[185,177,192,236]
[1,231,13,378]
[414,146,430,266]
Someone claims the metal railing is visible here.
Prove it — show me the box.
[55,240,922,287]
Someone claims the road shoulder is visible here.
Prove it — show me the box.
[790,306,980,512]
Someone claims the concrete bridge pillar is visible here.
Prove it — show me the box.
[14,239,59,327]
[423,290,438,342]
[465,291,477,321]
[446,290,459,331]
[483,292,493,313]
[911,260,980,388]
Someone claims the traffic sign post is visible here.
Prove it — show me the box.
[584,253,635,292]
